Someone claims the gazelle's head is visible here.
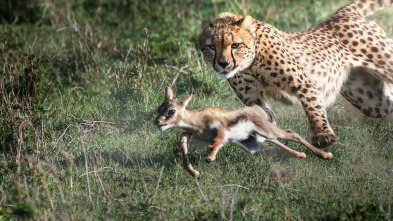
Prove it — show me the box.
[154,87,192,131]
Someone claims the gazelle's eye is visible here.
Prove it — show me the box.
[168,109,176,116]
[231,43,240,49]
[208,45,216,50]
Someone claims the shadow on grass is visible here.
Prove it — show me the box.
[67,148,176,171]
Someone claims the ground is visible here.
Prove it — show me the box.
[0,0,392,220]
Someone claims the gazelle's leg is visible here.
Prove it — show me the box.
[179,132,200,179]
[206,127,226,163]
[281,129,333,159]
[267,139,307,158]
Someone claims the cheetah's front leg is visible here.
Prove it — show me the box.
[292,79,337,148]
[259,47,337,148]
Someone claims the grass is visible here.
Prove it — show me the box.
[1,0,393,220]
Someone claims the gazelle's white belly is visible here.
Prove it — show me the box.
[225,120,256,142]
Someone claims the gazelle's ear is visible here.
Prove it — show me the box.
[165,87,174,101]
[181,94,192,108]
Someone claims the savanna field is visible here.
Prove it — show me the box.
[1,0,393,220]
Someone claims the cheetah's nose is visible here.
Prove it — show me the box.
[218,61,229,68]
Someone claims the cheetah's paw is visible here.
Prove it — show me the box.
[312,132,336,148]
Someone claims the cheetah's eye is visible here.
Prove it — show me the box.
[231,43,240,49]
[168,109,176,117]
[208,45,216,50]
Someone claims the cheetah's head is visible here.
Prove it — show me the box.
[199,12,256,79]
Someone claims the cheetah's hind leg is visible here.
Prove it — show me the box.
[341,67,393,118]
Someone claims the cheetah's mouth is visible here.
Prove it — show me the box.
[218,66,241,79]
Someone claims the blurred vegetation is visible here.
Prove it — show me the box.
[1,0,392,220]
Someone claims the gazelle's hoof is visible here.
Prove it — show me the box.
[205,158,213,163]
[321,152,334,160]
[298,152,307,158]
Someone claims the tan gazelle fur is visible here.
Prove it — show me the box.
[154,87,333,178]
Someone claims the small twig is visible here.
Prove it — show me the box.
[23,176,32,202]
[195,177,207,205]
[125,40,132,62]
[34,2,49,27]
[387,197,391,220]
[0,187,4,203]
[230,188,239,221]
[79,167,113,177]
[185,183,250,194]
[53,124,76,149]
[85,120,116,125]
[222,184,249,190]
[25,35,37,52]
[152,75,167,105]
[164,64,191,88]
[150,166,165,201]
[164,64,190,74]
[149,206,166,212]
[58,15,97,66]
[91,154,108,198]
[16,123,24,178]
[77,124,92,202]
[219,184,227,220]
[136,160,150,197]
[46,159,66,204]
[142,28,149,74]
[34,160,55,210]
[89,138,112,199]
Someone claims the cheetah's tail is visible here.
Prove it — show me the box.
[336,0,392,17]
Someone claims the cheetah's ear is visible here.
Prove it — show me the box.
[202,20,213,30]
[165,87,174,101]
[236,16,254,33]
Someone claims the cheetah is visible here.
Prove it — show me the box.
[199,0,393,148]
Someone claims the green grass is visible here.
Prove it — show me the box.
[1,0,393,220]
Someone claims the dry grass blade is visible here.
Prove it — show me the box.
[164,64,191,88]
[195,177,207,205]
[149,166,165,201]
[152,75,167,105]
[57,15,97,66]
[230,188,240,221]
[92,153,108,198]
[77,124,92,202]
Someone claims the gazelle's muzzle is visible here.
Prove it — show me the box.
[153,117,169,131]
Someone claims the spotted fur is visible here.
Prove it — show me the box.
[199,0,393,148]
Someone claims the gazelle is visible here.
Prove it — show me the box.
[154,87,333,178]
